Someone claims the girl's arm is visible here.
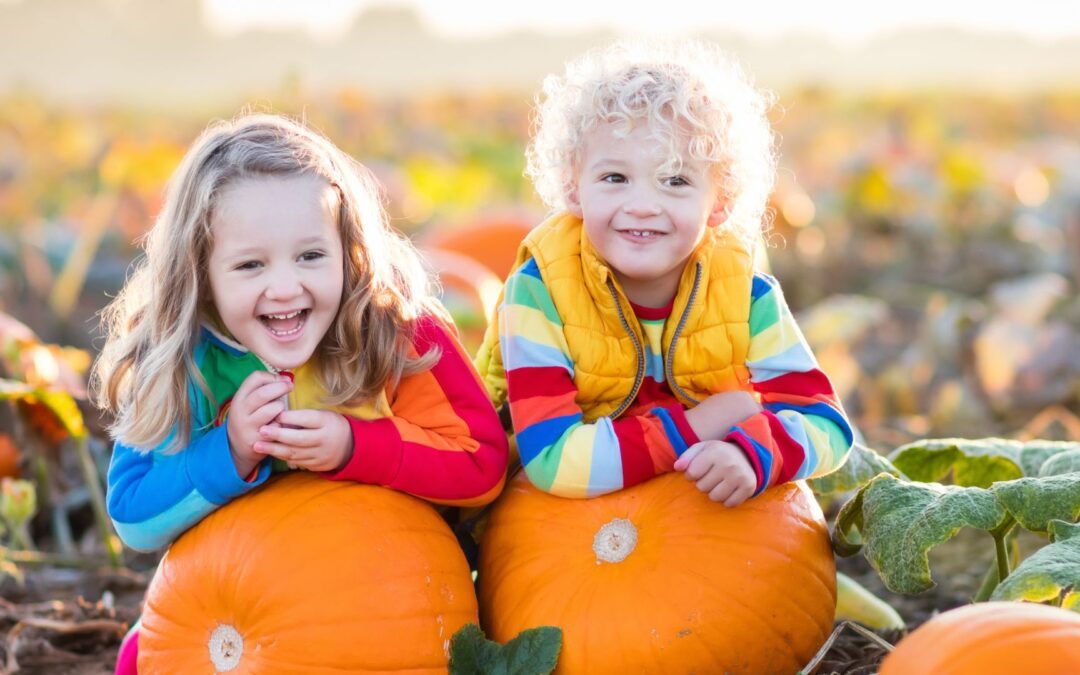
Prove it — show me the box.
[723,273,854,495]
[321,314,509,507]
[106,426,272,551]
[497,259,699,498]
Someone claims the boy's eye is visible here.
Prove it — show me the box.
[601,173,627,184]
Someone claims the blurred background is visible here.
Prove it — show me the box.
[2,0,1079,453]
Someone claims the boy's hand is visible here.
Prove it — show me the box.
[254,409,354,473]
[226,371,293,477]
[673,440,757,507]
[683,391,762,442]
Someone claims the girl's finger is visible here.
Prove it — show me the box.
[259,424,318,447]
[252,441,294,460]
[273,409,327,429]
[723,485,753,508]
[249,401,287,427]
[708,478,737,504]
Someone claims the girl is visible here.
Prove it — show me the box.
[93,114,508,672]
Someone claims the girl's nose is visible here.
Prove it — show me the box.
[264,270,303,300]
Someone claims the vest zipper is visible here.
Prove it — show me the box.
[606,278,645,419]
[664,262,703,405]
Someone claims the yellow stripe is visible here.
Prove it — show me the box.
[746,320,798,362]
[550,425,595,498]
[501,304,569,352]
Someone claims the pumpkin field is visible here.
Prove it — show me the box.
[0,83,1078,674]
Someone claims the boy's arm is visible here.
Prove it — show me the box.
[322,314,509,507]
[499,259,698,498]
[724,273,854,495]
[106,426,272,552]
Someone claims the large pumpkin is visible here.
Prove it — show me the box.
[879,601,1080,674]
[478,472,836,674]
[138,473,477,673]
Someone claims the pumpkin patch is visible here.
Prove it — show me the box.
[478,472,836,674]
[137,473,478,673]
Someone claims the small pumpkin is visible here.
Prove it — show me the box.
[879,601,1080,674]
[138,473,477,673]
[478,472,836,674]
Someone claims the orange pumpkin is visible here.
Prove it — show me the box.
[138,473,477,673]
[423,218,533,280]
[879,601,1080,674]
[0,433,19,478]
[479,472,836,674]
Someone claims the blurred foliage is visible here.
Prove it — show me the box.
[0,87,1078,454]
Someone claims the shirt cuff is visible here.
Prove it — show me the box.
[725,425,768,495]
[183,425,271,503]
[321,416,403,485]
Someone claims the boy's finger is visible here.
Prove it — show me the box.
[673,443,704,471]
[708,478,737,504]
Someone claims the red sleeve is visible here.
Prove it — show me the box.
[321,314,508,506]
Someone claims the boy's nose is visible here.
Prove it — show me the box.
[622,188,662,217]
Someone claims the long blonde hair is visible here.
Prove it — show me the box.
[93,114,442,451]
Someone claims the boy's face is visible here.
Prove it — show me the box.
[568,122,726,307]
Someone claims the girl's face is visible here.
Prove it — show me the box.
[207,174,344,371]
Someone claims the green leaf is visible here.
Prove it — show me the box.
[501,627,562,675]
[809,442,901,496]
[1020,441,1080,477]
[991,473,1080,534]
[1038,449,1080,477]
[449,623,562,675]
[889,438,1023,487]
[449,624,501,674]
[841,473,1008,594]
[992,520,1080,609]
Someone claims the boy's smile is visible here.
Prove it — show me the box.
[569,123,726,307]
[207,174,344,371]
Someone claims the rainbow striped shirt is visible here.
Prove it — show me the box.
[500,259,853,498]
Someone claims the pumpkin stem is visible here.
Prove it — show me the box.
[209,624,244,672]
[593,518,637,564]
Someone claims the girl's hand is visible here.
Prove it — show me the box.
[255,409,354,473]
[673,440,757,507]
[226,371,293,476]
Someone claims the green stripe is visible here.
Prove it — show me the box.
[748,287,778,337]
[504,271,563,324]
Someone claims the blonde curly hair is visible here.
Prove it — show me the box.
[526,39,777,251]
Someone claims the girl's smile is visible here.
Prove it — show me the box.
[207,174,344,371]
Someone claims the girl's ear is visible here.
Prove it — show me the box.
[707,197,729,228]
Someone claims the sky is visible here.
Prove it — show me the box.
[200,0,1080,42]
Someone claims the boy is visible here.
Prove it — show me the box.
[476,40,852,506]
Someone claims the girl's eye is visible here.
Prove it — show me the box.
[664,176,690,187]
[235,261,261,271]
[299,250,325,262]
[601,173,627,184]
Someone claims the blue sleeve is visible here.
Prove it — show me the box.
[106,425,272,551]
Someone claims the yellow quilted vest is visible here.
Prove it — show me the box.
[475,213,753,421]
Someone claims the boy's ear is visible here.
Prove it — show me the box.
[565,183,583,218]
[707,197,729,228]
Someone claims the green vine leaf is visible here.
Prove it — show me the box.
[889,438,1023,487]
[992,520,1080,609]
[449,623,562,675]
[991,473,1080,534]
[834,473,1007,594]
[809,442,901,497]
[1020,441,1080,477]
[1038,449,1080,477]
